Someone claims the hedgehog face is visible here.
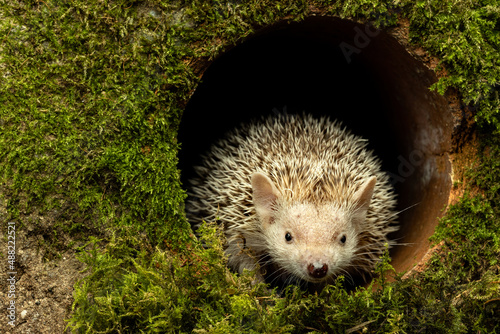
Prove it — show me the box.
[264,202,362,283]
[251,172,377,283]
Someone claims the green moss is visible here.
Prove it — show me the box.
[68,223,276,333]
[0,0,194,245]
[1,0,499,332]
[406,0,500,132]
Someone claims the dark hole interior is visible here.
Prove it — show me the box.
[178,16,453,280]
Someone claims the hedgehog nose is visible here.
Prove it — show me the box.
[307,263,328,278]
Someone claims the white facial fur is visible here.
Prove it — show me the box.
[266,202,359,282]
[251,172,376,283]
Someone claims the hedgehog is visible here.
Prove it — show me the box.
[186,113,398,287]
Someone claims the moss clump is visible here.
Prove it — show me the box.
[1,0,499,332]
[69,223,281,333]
[0,0,195,245]
[406,1,500,133]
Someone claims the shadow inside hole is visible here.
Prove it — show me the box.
[179,19,399,182]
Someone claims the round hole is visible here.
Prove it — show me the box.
[179,16,453,282]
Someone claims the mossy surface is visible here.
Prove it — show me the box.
[1,0,499,332]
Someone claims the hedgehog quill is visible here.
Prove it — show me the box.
[187,114,398,288]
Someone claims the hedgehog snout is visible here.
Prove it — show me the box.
[307,263,328,279]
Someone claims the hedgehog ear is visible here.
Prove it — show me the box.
[251,172,280,226]
[352,176,377,224]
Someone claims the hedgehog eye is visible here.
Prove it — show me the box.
[285,232,293,242]
[339,234,347,244]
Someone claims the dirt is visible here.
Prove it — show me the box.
[1,209,86,333]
